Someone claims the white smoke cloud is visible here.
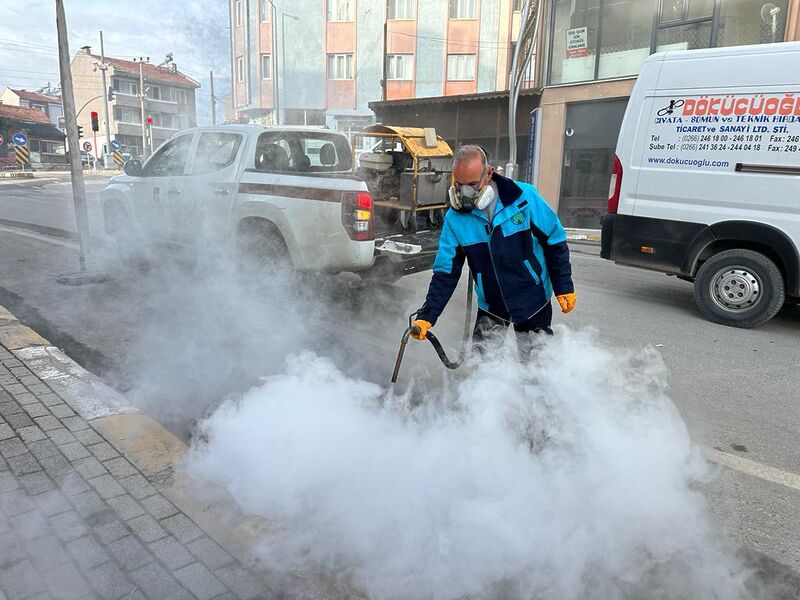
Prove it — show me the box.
[186,327,758,600]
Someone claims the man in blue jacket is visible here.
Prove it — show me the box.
[412,145,576,359]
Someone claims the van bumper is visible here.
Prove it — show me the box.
[600,213,615,260]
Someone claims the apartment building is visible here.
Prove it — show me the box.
[0,88,63,130]
[71,47,199,158]
[229,0,534,131]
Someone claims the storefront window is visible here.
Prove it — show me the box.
[597,0,654,79]
[656,21,713,51]
[550,0,601,85]
[716,0,788,46]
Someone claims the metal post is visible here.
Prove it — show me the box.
[99,31,113,168]
[54,0,106,285]
[382,0,389,101]
[272,3,279,124]
[136,58,149,159]
[210,70,216,125]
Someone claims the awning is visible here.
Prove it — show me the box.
[0,120,64,139]
[359,125,453,158]
[369,88,540,110]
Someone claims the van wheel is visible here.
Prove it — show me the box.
[693,249,784,328]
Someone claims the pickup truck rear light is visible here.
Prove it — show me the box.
[607,154,622,214]
[342,191,374,241]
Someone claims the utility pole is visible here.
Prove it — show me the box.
[272,2,279,124]
[382,0,389,101]
[134,57,149,158]
[98,31,113,168]
[210,70,216,125]
[54,0,106,285]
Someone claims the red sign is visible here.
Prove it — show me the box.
[566,27,589,59]
[83,141,93,152]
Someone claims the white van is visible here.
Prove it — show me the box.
[601,41,800,328]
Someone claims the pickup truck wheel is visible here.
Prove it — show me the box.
[236,220,290,273]
[693,249,785,328]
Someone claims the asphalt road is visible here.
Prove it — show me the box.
[1,175,799,593]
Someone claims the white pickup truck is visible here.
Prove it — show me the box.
[101,125,439,278]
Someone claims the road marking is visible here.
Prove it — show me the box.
[0,225,77,249]
[703,446,800,493]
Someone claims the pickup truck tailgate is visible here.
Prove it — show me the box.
[371,230,441,278]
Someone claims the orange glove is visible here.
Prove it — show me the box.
[410,320,432,340]
[556,293,577,314]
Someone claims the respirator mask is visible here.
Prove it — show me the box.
[448,172,496,213]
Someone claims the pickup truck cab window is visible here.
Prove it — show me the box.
[143,134,194,177]
[254,131,352,173]
[192,132,243,175]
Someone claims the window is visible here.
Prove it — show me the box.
[327,54,354,80]
[449,0,477,19]
[146,85,161,101]
[113,106,141,124]
[254,131,352,173]
[235,1,243,26]
[192,133,243,174]
[260,0,271,21]
[549,0,600,85]
[716,0,789,46]
[237,57,245,82]
[112,78,139,96]
[597,0,653,79]
[386,54,414,80]
[388,0,414,19]
[447,54,475,80]
[143,134,194,177]
[328,0,352,21]
[173,89,188,105]
[261,54,272,79]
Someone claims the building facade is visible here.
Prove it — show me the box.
[0,104,66,168]
[0,88,63,130]
[70,47,199,159]
[535,0,800,228]
[229,0,534,131]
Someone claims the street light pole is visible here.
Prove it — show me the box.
[134,57,149,159]
[210,70,216,125]
[99,31,113,168]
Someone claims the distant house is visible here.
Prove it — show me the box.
[0,88,63,130]
[0,104,66,168]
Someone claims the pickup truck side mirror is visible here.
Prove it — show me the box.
[123,159,143,177]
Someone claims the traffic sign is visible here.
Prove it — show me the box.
[83,141,93,152]
[0,134,4,145]
[112,150,124,166]
[110,139,122,151]
[15,145,30,166]
[12,132,27,146]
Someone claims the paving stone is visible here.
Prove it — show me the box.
[87,442,119,462]
[61,416,89,432]
[71,490,107,519]
[129,562,182,600]
[107,494,144,521]
[73,457,106,480]
[214,564,267,600]
[148,536,195,571]
[160,514,202,545]
[48,403,76,419]
[126,514,167,543]
[56,473,90,497]
[0,401,22,417]
[66,535,111,570]
[8,452,42,476]
[34,488,72,517]
[186,536,234,570]
[85,560,136,600]
[59,441,90,461]
[119,475,157,500]
[9,366,31,378]
[0,487,33,516]
[164,590,198,600]
[14,392,38,406]
[0,471,18,493]
[27,438,61,460]
[38,393,63,407]
[0,424,14,441]
[43,560,93,599]
[94,519,130,544]
[88,474,126,500]
[174,562,227,600]
[47,428,78,446]
[17,425,47,443]
[40,453,74,478]
[103,457,138,479]
[19,471,55,495]
[0,559,47,598]
[6,411,34,429]
[139,494,178,520]
[34,415,62,432]
[3,382,26,394]
[9,508,49,542]
[22,401,49,418]
[50,510,89,542]
[0,436,26,458]
[26,534,70,570]
[74,428,104,446]
[27,384,53,396]
[0,531,26,565]
[19,375,40,387]
[2,358,23,367]
[0,456,6,473]
[108,535,153,571]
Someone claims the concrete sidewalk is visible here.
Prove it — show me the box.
[0,307,270,600]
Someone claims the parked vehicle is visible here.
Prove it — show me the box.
[101,125,441,279]
[601,41,800,328]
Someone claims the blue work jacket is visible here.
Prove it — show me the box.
[417,173,574,325]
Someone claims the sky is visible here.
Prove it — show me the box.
[0,0,231,125]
